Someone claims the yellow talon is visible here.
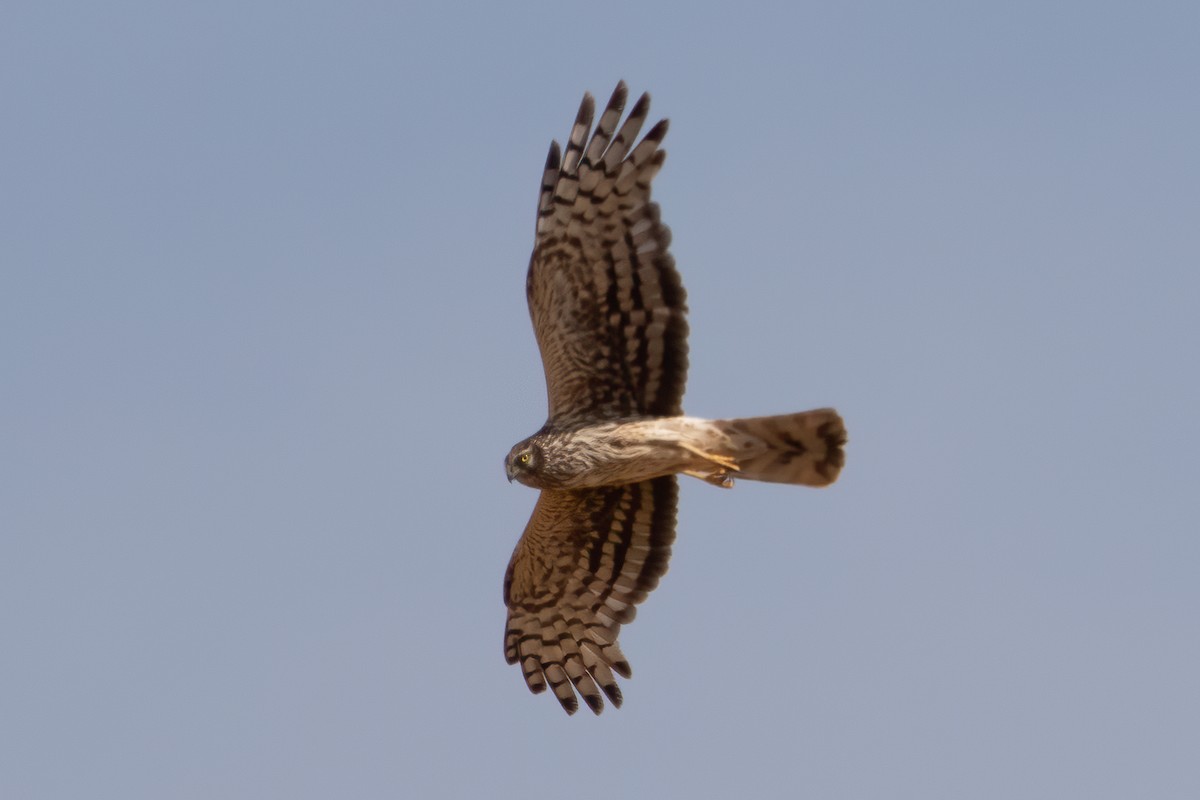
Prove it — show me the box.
[679,443,740,472]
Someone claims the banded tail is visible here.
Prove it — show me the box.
[713,409,846,486]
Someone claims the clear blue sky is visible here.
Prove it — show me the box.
[3,1,1198,797]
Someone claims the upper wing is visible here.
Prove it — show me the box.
[527,82,689,424]
[503,477,677,715]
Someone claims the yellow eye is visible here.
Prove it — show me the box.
[518,453,531,464]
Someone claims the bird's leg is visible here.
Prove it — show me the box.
[678,442,739,489]
[678,442,740,473]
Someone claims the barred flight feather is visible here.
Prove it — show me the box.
[527,81,688,424]
[504,478,676,715]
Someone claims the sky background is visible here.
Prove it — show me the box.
[3,1,1198,797]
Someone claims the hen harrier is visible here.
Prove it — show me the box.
[503,82,846,715]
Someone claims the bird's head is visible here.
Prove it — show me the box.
[505,439,544,488]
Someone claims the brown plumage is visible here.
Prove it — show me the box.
[503,82,846,715]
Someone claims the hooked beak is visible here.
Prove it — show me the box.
[505,460,517,483]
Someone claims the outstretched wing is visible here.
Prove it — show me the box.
[527,82,689,425]
[503,477,677,715]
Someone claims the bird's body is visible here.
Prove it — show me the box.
[507,411,845,491]
[502,82,846,715]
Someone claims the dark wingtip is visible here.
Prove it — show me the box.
[545,140,561,169]
[575,92,595,124]
[582,692,605,715]
[645,118,669,143]
[629,91,651,119]
[605,81,629,115]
